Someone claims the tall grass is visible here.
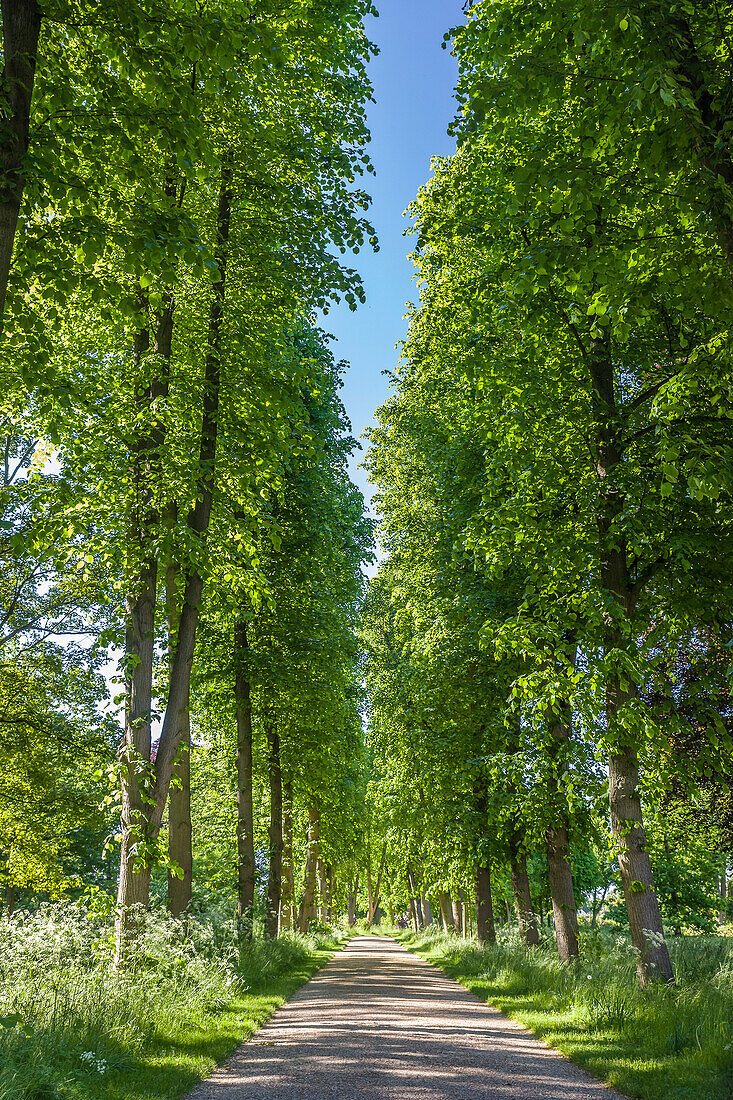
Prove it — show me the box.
[402,925,733,1100]
[0,902,343,1100]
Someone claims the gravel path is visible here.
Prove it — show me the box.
[187,935,627,1100]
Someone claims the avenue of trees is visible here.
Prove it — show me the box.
[0,0,377,960]
[2,0,733,1001]
[362,0,733,988]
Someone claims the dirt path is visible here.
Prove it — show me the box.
[187,935,626,1099]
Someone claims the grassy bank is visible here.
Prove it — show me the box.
[400,926,733,1100]
[0,903,346,1100]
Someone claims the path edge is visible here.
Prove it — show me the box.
[396,933,630,1100]
[183,933,353,1099]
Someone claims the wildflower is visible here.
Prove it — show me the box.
[80,1051,108,1074]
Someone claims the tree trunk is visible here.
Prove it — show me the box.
[347,874,359,925]
[609,744,673,981]
[3,882,14,917]
[235,621,255,938]
[366,844,386,927]
[116,317,157,962]
[546,709,580,961]
[327,866,334,922]
[166,502,191,919]
[297,803,320,932]
[0,0,42,328]
[120,296,178,939]
[167,712,192,918]
[264,712,282,939]
[317,859,328,924]
[719,856,729,925]
[116,554,157,955]
[115,161,232,963]
[280,777,295,932]
[473,762,494,942]
[452,891,463,934]
[510,851,540,947]
[439,891,454,931]
[476,863,496,945]
[588,328,674,986]
[406,865,423,928]
[421,890,433,926]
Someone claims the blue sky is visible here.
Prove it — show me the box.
[324,1,465,508]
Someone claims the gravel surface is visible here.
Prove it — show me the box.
[187,934,628,1100]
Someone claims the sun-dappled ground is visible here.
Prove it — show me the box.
[0,903,345,1100]
[187,934,625,1100]
[401,926,733,1100]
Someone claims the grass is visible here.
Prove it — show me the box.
[0,902,347,1100]
[398,925,733,1100]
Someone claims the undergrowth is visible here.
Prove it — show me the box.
[401,925,733,1100]
[0,902,345,1100]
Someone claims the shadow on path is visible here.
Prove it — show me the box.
[186,935,626,1100]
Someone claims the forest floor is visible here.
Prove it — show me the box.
[186,934,625,1099]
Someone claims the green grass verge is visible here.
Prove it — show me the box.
[94,938,341,1100]
[399,928,733,1100]
[91,939,340,1100]
[0,905,348,1100]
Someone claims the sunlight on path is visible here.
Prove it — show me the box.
[186,936,626,1100]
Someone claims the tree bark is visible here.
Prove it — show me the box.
[235,621,255,938]
[116,319,157,959]
[476,863,496,945]
[719,855,729,926]
[0,0,42,328]
[3,882,14,917]
[366,843,386,927]
[407,865,423,928]
[347,874,359,925]
[167,712,192,918]
[421,890,433,926]
[297,802,320,932]
[588,328,673,986]
[162,304,191,924]
[545,706,580,960]
[510,850,540,947]
[166,499,192,919]
[264,711,282,938]
[115,162,232,963]
[280,776,295,932]
[438,891,454,931]
[452,890,463,934]
[610,744,673,981]
[317,859,329,924]
[473,761,494,943]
